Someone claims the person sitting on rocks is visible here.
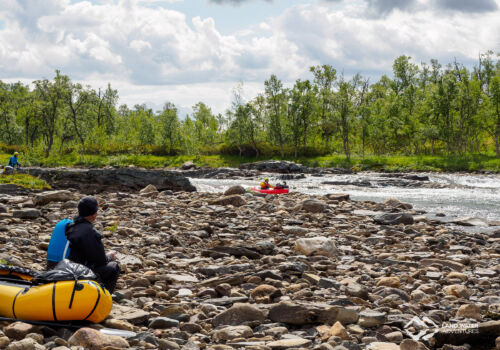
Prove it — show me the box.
[260,178,274,189]
[8,152,21,168]
[66,196,120,293]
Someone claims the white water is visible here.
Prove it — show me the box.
[190,173,500,232]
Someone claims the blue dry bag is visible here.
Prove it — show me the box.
[47,219,74,263]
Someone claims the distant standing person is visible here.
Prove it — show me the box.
[66,196,120,293]
[8,152,21,168]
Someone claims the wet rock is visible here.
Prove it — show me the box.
[68,327,129,349]
[212,303,266,326]
[374,213,414,225]
[383,198,413,209]
[451,216,488,226]
[294,237,340,257]
[149,317,180,328]
[224,185,246,195]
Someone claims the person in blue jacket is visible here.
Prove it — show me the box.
[8,152,21,168]
[66,196,120,293]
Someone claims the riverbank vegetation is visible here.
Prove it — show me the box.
[0,53,499,172]
[0,174,51,190]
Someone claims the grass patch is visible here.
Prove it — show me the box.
[1,152,499,173]
[0,259,7,265]
[104,224,118,232]
[0,173,51,190]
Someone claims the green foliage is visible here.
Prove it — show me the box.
[0,173,51,190]
[0,53,499,162]
[104,224,118,232]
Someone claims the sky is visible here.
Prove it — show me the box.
[0,0,499,117]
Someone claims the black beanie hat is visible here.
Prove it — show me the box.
[78,196,98,217]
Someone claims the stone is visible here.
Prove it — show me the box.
[5,338,45,350]
[385,331,403,342]
[212,303,266,326]
[443,284,472,298]
[140,184,159,194]
[358,310,386,328]
[12,209,41,219]
[266,338,312,349]
[367,343,400,350]
[376,277,400,288]
[224,185,246,195]
[383,198,412,209]
[32,190,77,206]
[283,226,308,235]
[330,321,350,340]
[68,327,129,349]
[210,195,246,207]
[213,326,253,341]
[0,337,9,349]
[180,161,196,170]
[456,304,481,320]
[109,304,150,325]
[451,216,488,226]
[345,282,369,299]
[3,322,37,340]
[268,301,317,325]
[300,199,327,213]
[374,213,414,225]
[250,284,279,303]
[400,339,429,350]
[294,237,339,257]
[149,317,180,328]
[158,339,181,350]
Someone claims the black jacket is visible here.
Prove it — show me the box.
[66,216,107,270]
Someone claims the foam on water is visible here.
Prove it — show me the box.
[189,173,500,232]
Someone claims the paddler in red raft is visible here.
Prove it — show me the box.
[260,178,274,190]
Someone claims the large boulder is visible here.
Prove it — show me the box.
[32,190,77,206]
[23,167,196,192]
[451,216,488,226]
[374,212,414,225]
[3,322,38,340]
[294,237,339,257]
[224,185,246,195]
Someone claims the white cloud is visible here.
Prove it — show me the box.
[0,0,499,114]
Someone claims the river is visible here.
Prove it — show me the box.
[190,172,500,233]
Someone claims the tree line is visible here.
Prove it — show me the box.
[1,52,499,159]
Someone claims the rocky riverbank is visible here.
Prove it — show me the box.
[0,186,499,350]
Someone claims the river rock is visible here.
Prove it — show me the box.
[367,343,400,350]
[451,216,488,226]
[456,304,481,320]
[5,338,45,350]
[224,185,246,195]
[12,209,41,219]
[266,338,312,349]
[383,197,412,209]
[239,160,304,173]
[294,237,339,257]
[32,190,77,206]
[212,303,266,326]
[374,213,414,225]
[68,327,129,349]
[210,195,246,207]
[140,184,158,194]
[358,310,386,327]
[3,322,38,340]
[213,325,253,341]
[300,199,327,213]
